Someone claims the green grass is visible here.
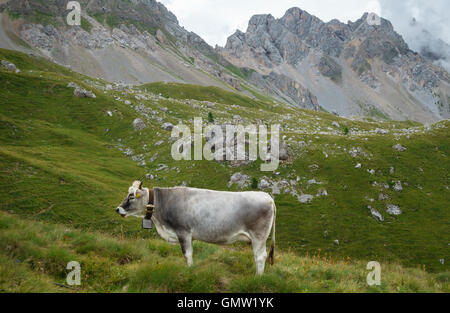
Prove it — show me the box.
[358,102,390,121]
[142,82,268,110]
[80,17,93,33]
[90,11,158,36]
[91,13,122,29]
[224,64,253,80]
[24,10,59,27]
[106,14,121,29]
[6,9,21,20]
[0,212,446,293]
[0,48,449,292]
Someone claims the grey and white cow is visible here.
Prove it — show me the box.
[116,181,276,275]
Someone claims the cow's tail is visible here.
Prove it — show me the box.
[267,198,276,266]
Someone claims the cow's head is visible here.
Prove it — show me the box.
[116,181,149,218]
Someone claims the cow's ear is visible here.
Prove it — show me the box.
[138,181,143,189]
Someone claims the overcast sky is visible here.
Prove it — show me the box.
[159,0,450,49]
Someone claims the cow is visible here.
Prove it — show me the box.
[116,181,276,275]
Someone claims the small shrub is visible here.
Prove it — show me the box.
[251,178,258,189]
[343,127,349,135]
[208,112,214,123]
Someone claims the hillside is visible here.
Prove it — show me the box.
[0,48,449,292]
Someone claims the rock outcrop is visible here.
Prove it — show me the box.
[393,144,407,152]
[228,172,250,188]
[369,206,385,222]
[162,122,174,131]
[386,204,402,216]
[67,82,96,98]
[133,118,147,131]
[73,87,96,98]
[1,60,20,73]
[318,55,342,82]
[249,71,320,110]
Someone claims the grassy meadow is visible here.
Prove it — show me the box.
[0,48,448,292]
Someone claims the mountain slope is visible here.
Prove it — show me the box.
[0,0,245,93]
[219,8,450,123]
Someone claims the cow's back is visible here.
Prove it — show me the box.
[153,187,274,244]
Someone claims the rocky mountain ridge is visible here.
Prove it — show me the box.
[219,8,450,123]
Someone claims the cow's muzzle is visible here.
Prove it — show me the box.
[116,207,127,218]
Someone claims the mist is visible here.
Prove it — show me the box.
[379,0,450,71]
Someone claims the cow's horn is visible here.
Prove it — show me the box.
[137,174,153,189]
[137,175,145,182]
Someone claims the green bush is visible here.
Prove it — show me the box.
[251,178,258,189]
[343,127,349,135]
[208,112,214,123]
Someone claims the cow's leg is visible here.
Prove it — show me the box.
[252,239,267,275]
[177,232,193,267]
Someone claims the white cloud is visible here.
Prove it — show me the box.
[379,0,450,45]
[379,0,450,70]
